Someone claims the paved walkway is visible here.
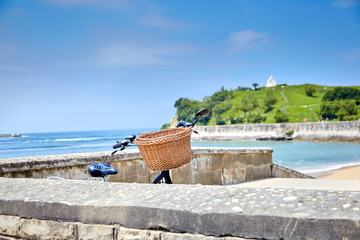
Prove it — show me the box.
[0,177,359,239]
[280,90,289,103]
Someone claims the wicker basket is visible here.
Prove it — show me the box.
[135,128,192,171]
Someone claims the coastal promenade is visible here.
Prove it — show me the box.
[0,178,359,239]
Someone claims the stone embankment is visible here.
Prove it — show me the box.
[193,121,360,141]
[0,178,359,239]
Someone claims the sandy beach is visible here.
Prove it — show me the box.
[316,165,360,180]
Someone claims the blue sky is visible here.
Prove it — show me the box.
[0,0,359,133]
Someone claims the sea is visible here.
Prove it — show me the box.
[1,129,360,175]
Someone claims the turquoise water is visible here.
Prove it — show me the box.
[192,140,360,174]
[1,129,359,174]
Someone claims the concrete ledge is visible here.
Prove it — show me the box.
[0,148,272,173]
[271,163,315,179]
[0,177,359,239]
[0,149,142,172]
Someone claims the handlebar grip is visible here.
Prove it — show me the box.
[113,142,123,149]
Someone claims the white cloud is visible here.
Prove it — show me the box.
[228,30,269,52]
[331,0,360,7]
[96,42,194,67]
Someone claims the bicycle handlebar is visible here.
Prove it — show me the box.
[111,109,209,155]
[113,140,128,149]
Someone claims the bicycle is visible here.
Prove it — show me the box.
[107,109,209,184]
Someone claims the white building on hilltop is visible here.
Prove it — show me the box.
[266,75,276,88]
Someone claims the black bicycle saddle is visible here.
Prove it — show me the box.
[87,163,118,177]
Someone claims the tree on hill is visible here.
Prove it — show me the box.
[252,83,259,90]
[237,94,258,123]
[264,90,277,112]
[204,86,233,103]
[174,98,202,122]
[320,101,339,120]
[305,86,316,97]
[213,102,232,125]
[236,86,252,91]
[322,87,360,102]
[320,99,358,121]
[320,87,360,121]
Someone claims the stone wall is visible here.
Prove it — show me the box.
[193,121,360,141]
[0,215,248,240]
[0,147,312,184]
[271,163,315,179]
[0,147,275,184]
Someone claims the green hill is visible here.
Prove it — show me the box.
[164,84,360,128]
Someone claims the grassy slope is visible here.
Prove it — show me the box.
[207,84,360,125]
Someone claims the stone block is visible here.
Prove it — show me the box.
[246,164,271,180]
[193,170,222,185]
[77,223,114,240]
[117,227,161,240]
[20,218,75,240]
[0,215,21,237]
[222,167,246,184]
[161,232,249,239]
[113,160,150,183]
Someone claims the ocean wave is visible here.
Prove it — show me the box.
[300,161,360,174]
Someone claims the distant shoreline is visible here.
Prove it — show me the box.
[0,134,22,137]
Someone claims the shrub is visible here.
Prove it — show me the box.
[161,123,170,130]
[305,86,316,97]
[275,109,289,123]
[285,130,294,136]
[320,101,340,120]
[248,113,266,123]
[215,117,227,125]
